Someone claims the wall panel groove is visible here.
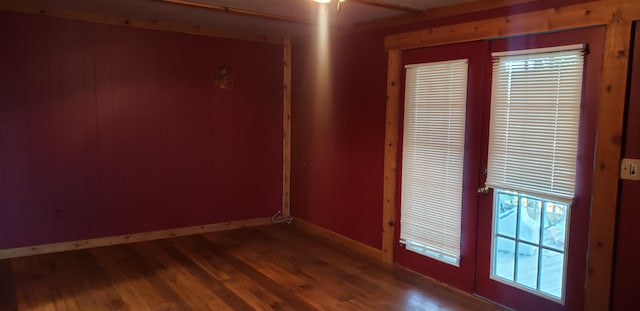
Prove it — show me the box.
[0,11,284,249]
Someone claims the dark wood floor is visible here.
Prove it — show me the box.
[0,224,505,311]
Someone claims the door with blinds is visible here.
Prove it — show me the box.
[395,40,486,291]
[395,27,605,311]
[474,27,604,311]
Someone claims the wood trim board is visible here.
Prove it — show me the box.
[158,0,311,24]
[282,37,292,218]
[585,14,633,311]
[350,0,423,13]
[0,3,284,45]
[384,0,640,51]
[351,0,536,34]
[382,49,402,264]
[0,217,272,260]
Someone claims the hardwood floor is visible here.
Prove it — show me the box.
[0,224,505,311]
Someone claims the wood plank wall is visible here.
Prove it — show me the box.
[0,11,284,249]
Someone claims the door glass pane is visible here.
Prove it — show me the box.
[518,195,541,245]
[494,236,515,281]
[491,189,568,302]
[496,191,517,238]
[542,203,568,252]
[515,242,539,289]
[540,249,565,298]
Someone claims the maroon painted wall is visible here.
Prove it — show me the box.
[612,25,640,310]
[291,30,387,249]
[0,11,283,249]
[290,0,593,251]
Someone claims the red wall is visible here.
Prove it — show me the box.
[290,0,592,250]
[611,25,640,310]
[0,11,283,249]
[291,30,387,249]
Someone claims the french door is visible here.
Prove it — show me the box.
[394,42,487,291]
[474,27,604,311]
[395,27,604,310]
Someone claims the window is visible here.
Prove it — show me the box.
[400,59,468,266]
[486,44,585,302]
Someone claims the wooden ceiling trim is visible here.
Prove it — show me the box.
[0,2,285,44]
[158,0,312,24]
[383,0,622,50]
[351,0,536,34]
[350,0,423,13]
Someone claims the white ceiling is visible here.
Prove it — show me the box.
[0,0,476,38]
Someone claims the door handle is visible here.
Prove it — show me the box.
[478,167,489,194]
[477,184,489,194]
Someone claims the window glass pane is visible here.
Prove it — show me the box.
[540,249,564,299]
[494,236,515,281]
[542,202,568,252]
[496,190,517,238]
[491,189,569,302]
[516,242,539,289]
[518,196,541,245]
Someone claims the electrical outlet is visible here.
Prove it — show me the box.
[621,158,640,181]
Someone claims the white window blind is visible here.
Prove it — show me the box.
[400,59,468,266]
[486,45,585,204]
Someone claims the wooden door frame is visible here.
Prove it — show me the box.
[381,1,639,310]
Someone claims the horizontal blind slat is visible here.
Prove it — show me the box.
[401,59,468,266]
[486,47,584,199]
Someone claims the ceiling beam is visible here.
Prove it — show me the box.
[157,0,312,24]
[0,1,285,44]
[351,0,535,34]
[384,0,622,50]
[350,0,423,13]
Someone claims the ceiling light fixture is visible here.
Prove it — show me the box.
[313,0,346,11]
[337,0,346,11]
